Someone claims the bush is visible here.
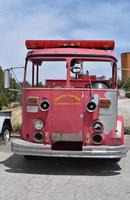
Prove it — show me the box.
[0,93,8,107]
[12,107,22,134]
[12,124,21,134]
[124,126,130,135]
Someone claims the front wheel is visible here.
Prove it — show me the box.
[1,125,11,142]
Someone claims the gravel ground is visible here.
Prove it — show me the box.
[0,142,129,200]
[118,99,130,127]
[0,99,130,200]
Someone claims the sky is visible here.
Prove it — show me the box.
[0,0,130,81]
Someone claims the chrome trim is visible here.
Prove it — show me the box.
[52,133,83,142]
[12,139,128,158]
[99,91,117,135]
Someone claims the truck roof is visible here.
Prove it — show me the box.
[26,48,116,61]
[25,40,116,61]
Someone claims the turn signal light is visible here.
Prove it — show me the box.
[99,98,111,108]
[27,97,38,106]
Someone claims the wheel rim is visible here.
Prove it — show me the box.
[3,129,10,142]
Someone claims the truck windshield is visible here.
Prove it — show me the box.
[70,60,113,79]
[70,58,116,89]
[25,60,67,87]
[24,57,116,88]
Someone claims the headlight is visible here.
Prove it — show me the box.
[92,134,103,144]
[33,132,44,143]
[92,121,103,132]
[40,100,50,111]
[86,101,97,112]
[34,119,44,130]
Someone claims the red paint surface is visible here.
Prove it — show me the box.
[26,40,115,50]
[21,88,123,146]
[20,40,124,149]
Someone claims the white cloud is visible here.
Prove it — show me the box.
[0,2,71,81]
[0,0,130,80]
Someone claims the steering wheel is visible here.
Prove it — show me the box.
[71,66,81,74]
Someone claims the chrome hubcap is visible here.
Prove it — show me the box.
[3,129,10,142]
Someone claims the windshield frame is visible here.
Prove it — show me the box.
[23,56,117,89]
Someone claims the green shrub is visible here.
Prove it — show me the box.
[124,126,130,135]
[12,123,21,134]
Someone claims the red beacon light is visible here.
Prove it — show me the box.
[25,40,115,50]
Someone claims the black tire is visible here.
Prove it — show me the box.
[1,125,11,142]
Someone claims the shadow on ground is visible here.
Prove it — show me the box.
[0,154,121,176]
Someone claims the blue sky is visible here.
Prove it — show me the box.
[0,0,130,80]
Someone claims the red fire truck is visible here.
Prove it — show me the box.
[11,40,127,161]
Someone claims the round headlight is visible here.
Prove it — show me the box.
[86,101,96,112]
[92,134,103,144]
[40,100,50,111]
[34,119,44,130]
[33,132,44,143]
[92,121,103,132]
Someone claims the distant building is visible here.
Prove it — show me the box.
[121,52,130,79]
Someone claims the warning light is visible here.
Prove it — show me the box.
[25,40,115,50]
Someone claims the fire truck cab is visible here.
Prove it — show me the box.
[12,40,127,161]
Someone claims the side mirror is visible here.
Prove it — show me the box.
[4,69,11,89]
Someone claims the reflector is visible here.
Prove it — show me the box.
[99,98,111,108]
[27,97,38,106]
[25,40,115,50]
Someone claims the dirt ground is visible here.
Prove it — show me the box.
[0,140,129,200]
[0,100,129,200]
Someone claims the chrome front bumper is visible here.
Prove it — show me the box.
[11,139,128,159]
